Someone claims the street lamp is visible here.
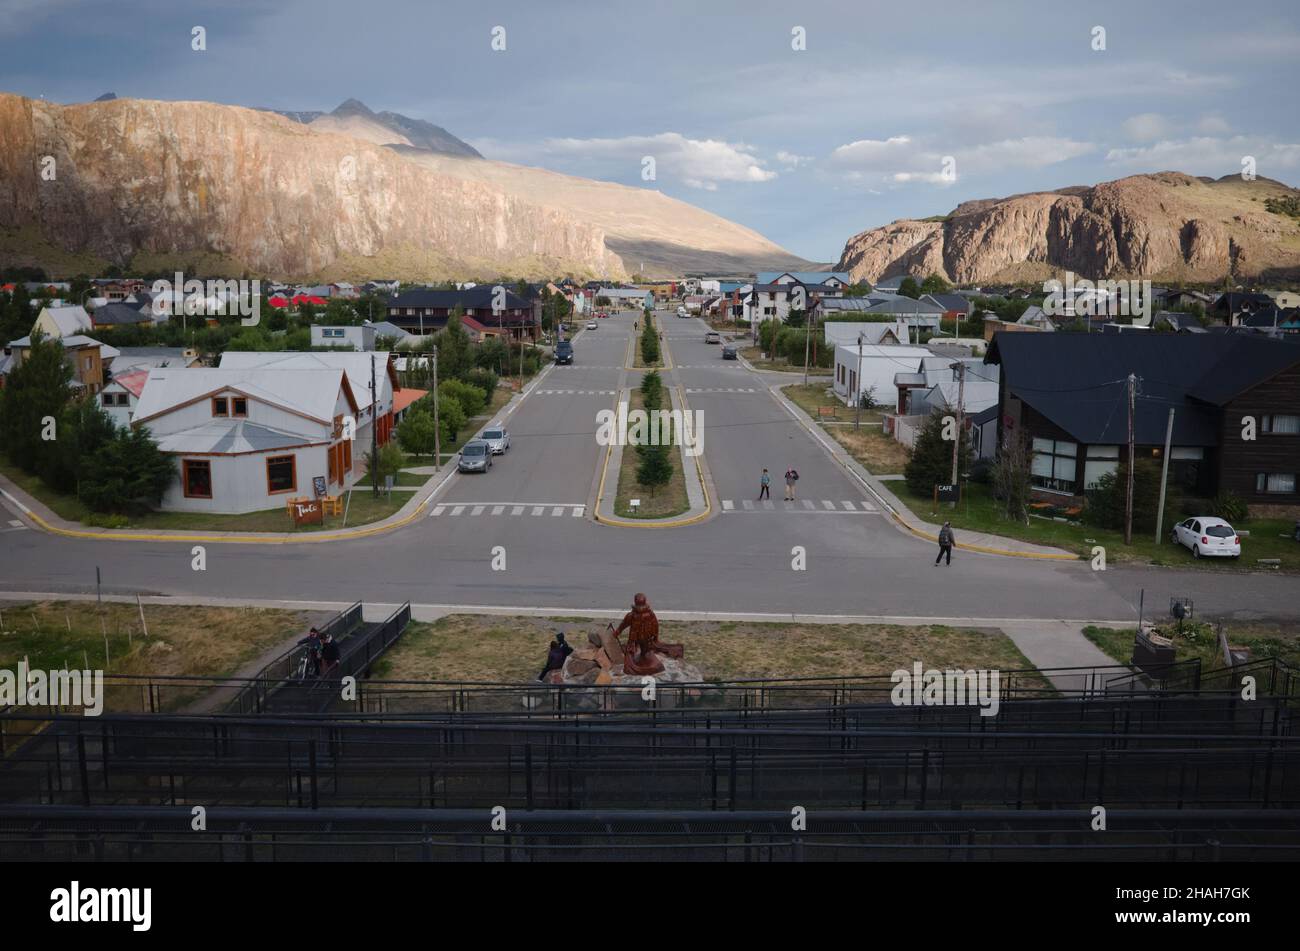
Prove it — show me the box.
[854,331,865,430]
[431,344,440,472]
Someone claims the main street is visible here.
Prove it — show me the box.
[0,309,1295,625]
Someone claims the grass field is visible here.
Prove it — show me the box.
[1083,620,1300,669]
[612,388,691,519]
[742,346,832,375]
[372,614,1047,685]
[781,384,907,475]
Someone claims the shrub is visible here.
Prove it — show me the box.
[1084,458,1181,534]
[464,368,498,396]
[1212,490,1249,524]
[438,379,487,419]
[904,411,970,497]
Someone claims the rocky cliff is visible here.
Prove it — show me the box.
[837,172,1300,285]
[0,93,625,280]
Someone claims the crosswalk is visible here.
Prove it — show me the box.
[2,518,28,532]
[720,498,879,514]
[430,503,585,519]
[534,389,618,396]
[683,387,761,394]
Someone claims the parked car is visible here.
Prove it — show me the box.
[555,340,574,364]
[457,440,493,473]
[596,311,609,319]
[1172,516,1240,558]
[677,308,689,318]
[481,425,510,454]
[586,320,598,330]
[705,331,721,344]
[722,344,737,360]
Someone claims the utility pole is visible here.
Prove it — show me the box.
[432,345,440,472]
[370,354,378,497]
[854,331,865,430]
[1124,372,1137,545]
[950,361,966,508]
[802,309,811,387]
[1155,407,1175,543]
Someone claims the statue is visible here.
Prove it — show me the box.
[611,593,683,676]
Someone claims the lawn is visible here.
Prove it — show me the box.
[899,481,1300,571]
[1083,621,1300,670]
[612,388,691,519]
[0,600,320,712]
[632,313,663,368]
[371,614,1047,685]
[742,346,832,375]
[781,384,906,474]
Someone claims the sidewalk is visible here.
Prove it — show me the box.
[764,379,1077,560]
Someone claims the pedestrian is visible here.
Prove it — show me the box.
[935,521,955,566]
[537,631,574,682]
[784,465,799,501]
[758,468,771,500]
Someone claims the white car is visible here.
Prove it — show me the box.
[586,320,598,330]
[1172,516,1240,558]
[480,425,510,455]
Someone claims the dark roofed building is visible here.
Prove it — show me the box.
[986,332,1300,512]
[385,286,538,340]
[90,301,153,328]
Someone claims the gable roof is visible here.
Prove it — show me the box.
[922,293,971,313]
[153,419,325,455]
[132,367,357,427]
[106,368,150,398]
[216,351,397,411]
[36,306,92,336]
[92,302,153,326]
[757,271,851,285]
[388,286,530,310]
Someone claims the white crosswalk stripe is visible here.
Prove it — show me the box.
[431,503,586,519]
[720,499,881,515]
[682,387,759,393]
[536,389,618,395]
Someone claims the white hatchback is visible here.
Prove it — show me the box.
[1172,516,1241,558]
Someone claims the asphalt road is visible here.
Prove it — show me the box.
[0,309,1295,625]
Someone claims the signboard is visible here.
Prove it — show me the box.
[934,483,960,503]
[312,476,327,499]
[292,499,324,526]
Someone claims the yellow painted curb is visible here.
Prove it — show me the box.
[769,384,1079,562]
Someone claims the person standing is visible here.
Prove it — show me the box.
[784,466,799,501]
[935,521,955,566]
[758,468,771,500]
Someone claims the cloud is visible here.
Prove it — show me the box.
[1105,136,1300,175]
[1122,113,1172,143]
[775,150,814,168]
[828,134,1093,186]
[534,132,776,189]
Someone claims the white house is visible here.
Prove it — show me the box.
[832,344,931,408]
[824,320,911,348]
[217,351,399,468]
[131,367,362,514]
[311,324,376,351]
[99,369,151,428]
[32,305,92,339]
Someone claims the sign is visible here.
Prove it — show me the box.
[312,476,327,499]
[292,499,324,526]
[934,483,960,503]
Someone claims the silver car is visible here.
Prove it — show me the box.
[481,425,510,455]
[457,440,493,473]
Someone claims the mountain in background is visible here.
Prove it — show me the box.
[837,172,1300,285]
[0,93,808,279]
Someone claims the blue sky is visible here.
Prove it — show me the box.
[2,0,1297,262]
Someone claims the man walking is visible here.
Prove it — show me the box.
[935,521,955,566]
[784,465,799,501]
[758,468,771,500]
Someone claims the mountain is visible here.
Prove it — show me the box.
[836,172,1300,285]
[285,98,483,159]
[0,94,622,280]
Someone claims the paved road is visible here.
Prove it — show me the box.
[0,309,1295,625]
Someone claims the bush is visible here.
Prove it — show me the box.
[464,368,498,397]
[1084,458,1182,534]
[85,512,129,529]
[969,457,993,485]
[438,378,487,419]
[78,426,175,515]
[1212,490,1249,524]
[904,411,970,497]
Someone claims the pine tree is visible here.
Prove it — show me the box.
[0,333,73,473]
[904,411,970,496]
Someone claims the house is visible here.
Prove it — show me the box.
[986,333,1300,513]
[32,305,92,339]
[1163,290,1214,311]
[110,347,202,375]
[311,324,376,351]
[824,320,911,348]
[90,301,153,329]
[832,343,932,408]
[98,369,150,428]
[4,334,118,395]
[891,356,997,416]
[391,387,429,425]
[131,367,362,513]
[756,271,852,289]
[872,275,909,293]
[1212,292,1276,326]
[921,293,974,318]
[595,287,655,310]
[385,286,537,339]
[367,321,416,348]
[217,351,400,467]
[968,404,999,460]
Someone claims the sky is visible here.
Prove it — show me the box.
[1,0,1297,263]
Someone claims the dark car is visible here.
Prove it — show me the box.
[457,440,493,473]
[722,344,738,359]
[555,340,574,364]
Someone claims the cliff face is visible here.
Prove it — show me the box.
[0,94,625,280]
[836,172,1300,284]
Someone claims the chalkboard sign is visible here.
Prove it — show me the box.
[312,476,327,498]
[292,499,324,526]
[934,483,960,503]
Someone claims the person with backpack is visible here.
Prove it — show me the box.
[537,631,574,681]
[935,521,955,566]
[758,468,771,500]
[784,466,799,501]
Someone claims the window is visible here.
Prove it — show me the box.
[266,455,296,494]
[183,459,212,499]
[1031,438,1077,492]
[212,397,229,417]
[1262,414,1300,435]
[1083,445,1119,489]
[1256,473,1297,494]
[232,398,248,417]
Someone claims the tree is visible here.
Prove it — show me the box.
[904,411,970,497]
[43,399,118,494]
[438,378,487,418]
[364,442,405,489]
[437,394,466,443]
[636,442,673,493]
[920,273,950,295]
[396,405,438,460]
[898,277,922,300]
[0,333,72,473]
[78,426,175,514]
[992,430,1033,523]
[1084,457,1181,536]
